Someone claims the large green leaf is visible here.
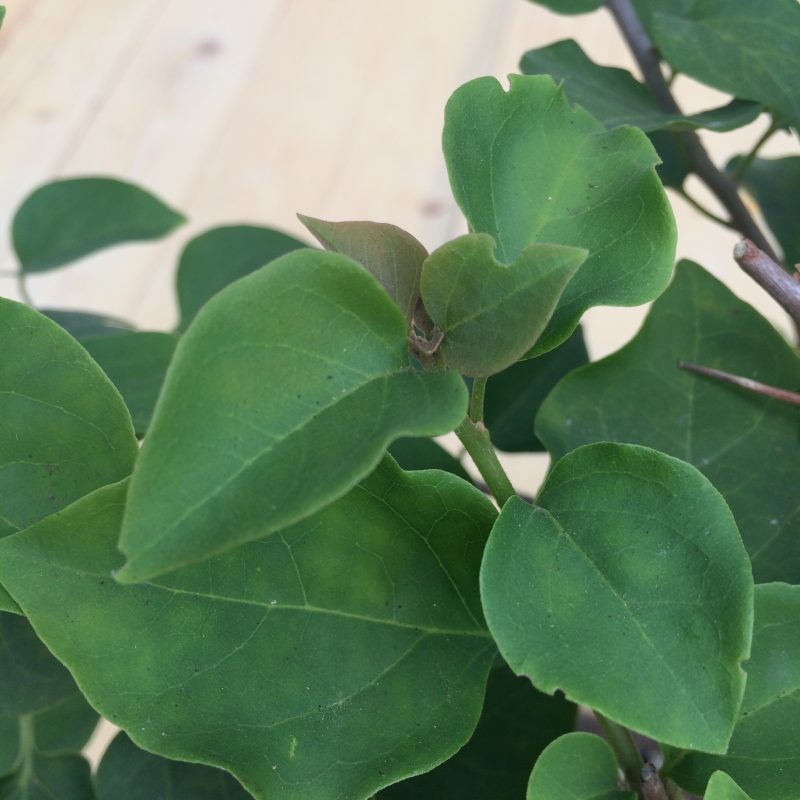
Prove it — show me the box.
[521,40,760,132]
[97,733,251,800]
[381,664,575,799]
[0,299,137,610]
[420,234,585,375]
[442,74,676,356]
[0,752,95,800]
[652,0,800,131]
[0,458,497,800]
[728,156,800,268]
[480,443,753,753]
[536,260,800,583]
[665,584,800,800]
[12,178,185,273]
[299,216,428,325]
[526,733,634,800]
[484,326,588,452]
[116,249,468,583]
[176,225,305,329]
[704,772,753,800]
[83,332,178,436]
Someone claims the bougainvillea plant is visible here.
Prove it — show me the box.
[1,1,799,798]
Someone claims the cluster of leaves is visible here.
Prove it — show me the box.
[1,1,799,799]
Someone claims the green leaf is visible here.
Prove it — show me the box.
[116,249,467,583]
[665,584,800,800]
[480,442,753,753]
[526,733,635,800]
[97,733,251,800]
[728,156,800,268]
[41,310,135,342]
[536,260,800,583]
[525,0,602,13]
[12,178,185,273]
[704,772,753,800]
[380,664,576,799]
[443,74,676,356]
[484,327,587,452]
[420,234,585,375]
[652,1,800,131]
[0,752,95,800]
[0,459,497,800]
[0,299,137,611]
[299,216,428,325]
[83,332,178,436]
[648,130,692,189]
[521,40,760,132]
[176,225,305,329]
[387,438,471,482]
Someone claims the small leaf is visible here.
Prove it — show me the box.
[525,0,602,13]
[526,732,635,800]
[83,332,178,436]
[480,443,753,753]
[387,438,471,482]
[652,0,800,131]
[665,584,800,800]
[0,458,497,800]
[97,733,251,800]
[0,753,95,800]
[727,156,800,267]
[13,177,185,273]
[380,664,576,799]
[299,215,428,324]
[704,772,753,800]
[484,326,588,452]
[420,234,585,375]
[443,74,676,356]
[176,225,305,329]
[521,40,760,132]
[116,249,468,582]
[41,309,135,342]
[536,260,800,583]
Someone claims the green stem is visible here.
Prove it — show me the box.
[732,119,779,180]
[595,711,644,795]
[455,417,515,507]
[677,188,735,230]
[16,272,33,306]
[17,714,35,783]
[469,377,487,423]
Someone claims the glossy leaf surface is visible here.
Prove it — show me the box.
[421,234,585,375]
[526,733,634,800]
[176,225,305,329]
[0,458,497,800]
[299,216,428,324]
[381,664,575,799]
[97,733,251,800]
[537,260,800,583]
[484,327,587,452]
[704,772,753,800]
[83,332,178,436]
[666,584,800,800]
[652,0,800,130]
[13,178,184,273]
[521,40,760,132]
[443,74,675,355]
[481,443,753,753]
[117,249,468,582]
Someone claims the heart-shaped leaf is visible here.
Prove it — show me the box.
[0,458,497,800]
[442,74,676,356]
[299,216,428,325]
[665,584,800,800]
[704,772,753,800]
[176,225,306,329]
[536,260,800,583]
[521,40,761,132]
[12,177,185,273]
[480,442,753,753]
[526,733,634,800]
[116,249,468,583]
[420,234,585,375]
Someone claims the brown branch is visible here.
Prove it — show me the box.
[604,0,780,264]
[734,239,800,326]
[678,361,800,406]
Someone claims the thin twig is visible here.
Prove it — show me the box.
[641,764,669,800]
[678,361,800,406]
[732,118,780,180]
[733,239,800,326]
[604,0,781,264]
[677,188,735,230]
